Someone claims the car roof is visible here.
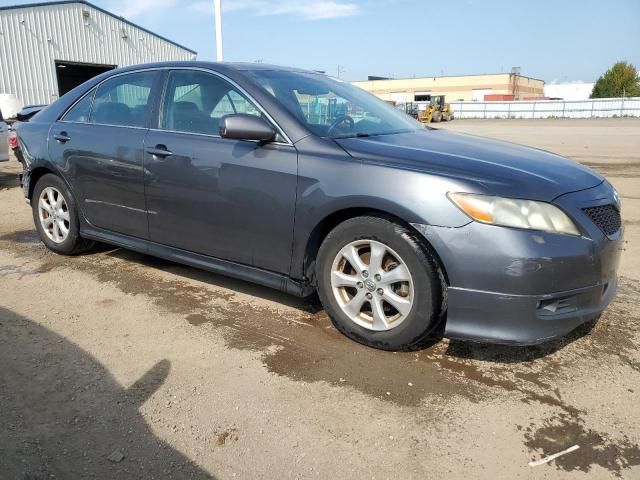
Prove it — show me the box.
[114,61,323,75]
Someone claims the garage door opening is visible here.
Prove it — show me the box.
[55,61,116,97]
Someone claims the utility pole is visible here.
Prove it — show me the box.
[336,65,346,79]
[214,0,223,61]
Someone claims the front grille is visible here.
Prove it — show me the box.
[582,204,621,236]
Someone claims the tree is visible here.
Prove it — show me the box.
[590,61,640,98]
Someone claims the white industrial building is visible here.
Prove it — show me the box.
[544,82,595,101]
[0,0,196,107]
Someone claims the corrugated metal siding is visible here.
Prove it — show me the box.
[0,2,195,105]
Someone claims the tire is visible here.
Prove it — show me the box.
[32,173,94,255]
[317,216,446,351]
[431,111,442,123]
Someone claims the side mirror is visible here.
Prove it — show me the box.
[219,114,276,142]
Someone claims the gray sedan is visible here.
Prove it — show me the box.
[15,62,622,350]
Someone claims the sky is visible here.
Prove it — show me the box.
[2,0,640,82]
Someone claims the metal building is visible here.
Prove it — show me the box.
[0,0,196,106]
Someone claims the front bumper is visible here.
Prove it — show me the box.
[414,182,623,344]
[443,276,617,344]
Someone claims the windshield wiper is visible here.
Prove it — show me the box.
[332,132,374,139]
[332,129,417,140]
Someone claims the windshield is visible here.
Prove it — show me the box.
[248,70,423,139]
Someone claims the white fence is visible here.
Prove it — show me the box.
[450,97,640,119]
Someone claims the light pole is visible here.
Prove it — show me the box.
[214,0,223,61]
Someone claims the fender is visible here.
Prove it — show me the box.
[289,135,477,280]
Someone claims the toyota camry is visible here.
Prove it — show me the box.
[15,62,623,350]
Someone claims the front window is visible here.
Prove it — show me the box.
[161,70,262,136]
[248,70,422,139]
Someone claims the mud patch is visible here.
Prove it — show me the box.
[186,313,209,326]
[579,278,640,362]
[524,413,640,475]
[0,171,20,190]
[213,427,239,447]
[0,263,46,279]
[579,162,640,179]
[0,230,39,244]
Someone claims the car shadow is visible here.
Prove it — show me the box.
[0,306,215,479]
[104,248,324,314]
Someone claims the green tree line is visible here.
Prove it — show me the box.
[591,61,640,98]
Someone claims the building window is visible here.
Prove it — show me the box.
[414,92,432,102]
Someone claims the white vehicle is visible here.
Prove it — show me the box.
[0,93,23,162]
[0,110,8,162]
[0,93,23,120]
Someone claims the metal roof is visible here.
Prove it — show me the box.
[0,0,196,54]
[355,73,545,83]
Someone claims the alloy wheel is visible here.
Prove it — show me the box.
[38,186,70,244]
[330,239,414,331]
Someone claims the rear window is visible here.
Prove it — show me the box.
[90,71,156,128]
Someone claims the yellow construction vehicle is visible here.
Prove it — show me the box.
[432,95,454,122]
[405,95,454,123]
[417,102,437,123]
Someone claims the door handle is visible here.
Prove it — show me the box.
[146,146,173,158]
[53,132,71,143]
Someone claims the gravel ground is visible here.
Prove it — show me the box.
[1,118,639,479]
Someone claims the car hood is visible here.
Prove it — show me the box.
[335,129,604,201]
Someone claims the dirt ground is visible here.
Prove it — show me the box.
[1,118,639,479]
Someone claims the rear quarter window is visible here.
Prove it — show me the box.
[62,90,95,123]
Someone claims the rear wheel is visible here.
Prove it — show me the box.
[32,174,94,255]
[317,216,445,351]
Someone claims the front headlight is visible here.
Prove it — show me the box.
[448,192,580,236]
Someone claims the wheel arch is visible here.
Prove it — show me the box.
[27,166,58,200]
[299,207,449,288]
[26,165,88,225]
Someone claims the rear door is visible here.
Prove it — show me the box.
[48,70,160,238]
[143,69,298,273]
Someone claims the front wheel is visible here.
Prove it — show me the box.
[32,174,94,255]
[317,216,445,351]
